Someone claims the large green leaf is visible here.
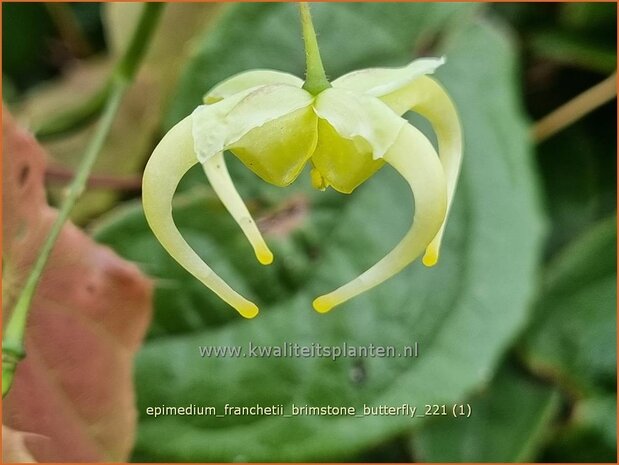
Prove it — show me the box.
[94,4,544,461]
[520,215,617,396]
[411,365,560,462]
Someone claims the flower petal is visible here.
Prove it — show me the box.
[203,69,303,103]
[310,118,384,194]
[192,84,314,164]
[202,152,273,265]
[229,105,318,186]
[314,87,407,160]
[312,123,447,313]
[142,115,260,318]
[380,76,462,265]
[332,57,444,98]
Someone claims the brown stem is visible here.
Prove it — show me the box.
[532,72,617,143]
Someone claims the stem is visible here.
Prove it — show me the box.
[532,72,617,143]
[35,3,165,140]
[2,3,164,398]
[299,2,331,95]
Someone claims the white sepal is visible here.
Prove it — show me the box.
[314,88,406,159]
[142,115,261,318]
[204,69,303,103]
[192,84,313,163]
[332,57,445,97]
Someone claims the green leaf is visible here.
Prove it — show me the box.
[521,215,617,396]
[2,74,18,104]
[543,394,617,462]
[530,30,617,74]
[411,365,561,462]
[2,3,56,90]
[537,126,617,257]
[94,5,545,462]
[560,3,618,37]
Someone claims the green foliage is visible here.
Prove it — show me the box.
[521,216,617,462]
[2,3,55,89]
[2,3,105,93]
[530,31,617,74]
[494,2,617,74]
[537,127,617,257]
[411,365,560,462]
[521,216,616,396]
[411,215,617,463]
[94,3,546,461]
[543,394,617,462]
[2,74,18,103]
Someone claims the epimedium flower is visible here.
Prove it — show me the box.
[142,3,462,319]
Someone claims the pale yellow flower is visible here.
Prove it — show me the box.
[142,4,462,318]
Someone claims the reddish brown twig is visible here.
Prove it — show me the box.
[46,165,143,191]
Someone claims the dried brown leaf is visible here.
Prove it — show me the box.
[2,111,152,462]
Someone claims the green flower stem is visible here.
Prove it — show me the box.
[2,3,165,398]
[35,3,165,140]
[299,2,331,95]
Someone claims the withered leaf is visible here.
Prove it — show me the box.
[2,111,152,462]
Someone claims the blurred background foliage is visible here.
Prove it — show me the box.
[3,2,616,462]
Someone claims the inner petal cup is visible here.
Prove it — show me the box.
[311,118,384,194]
[229,106,318,186]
